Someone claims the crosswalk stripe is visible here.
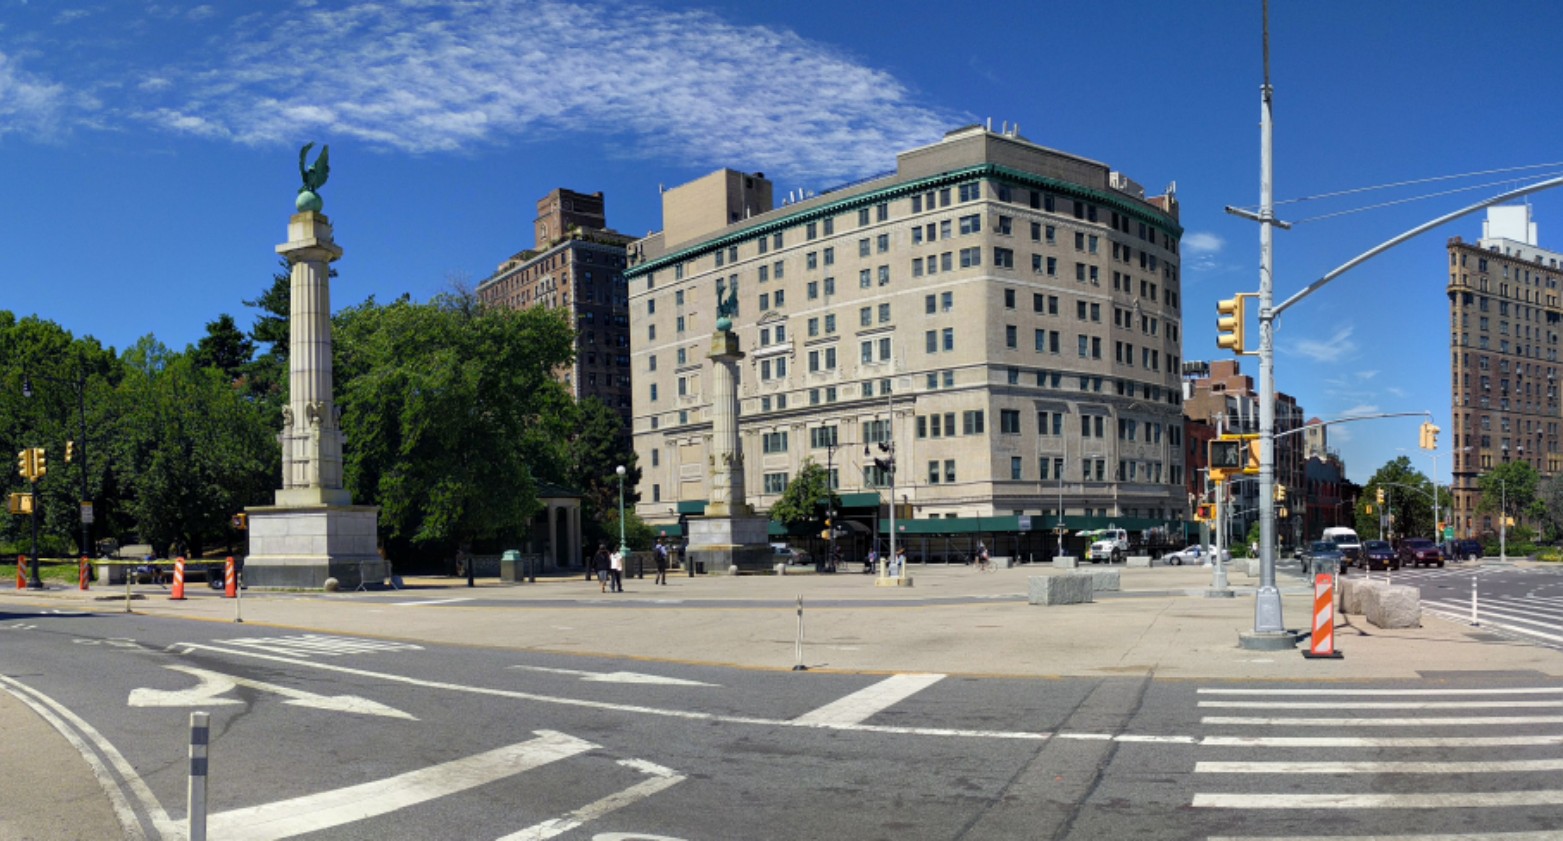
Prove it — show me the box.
[1200,699,1563,710]
[1193,789,1563,809]
[1423,599,1563,628]
[1208,831,1563,840]
[1197,758,1563,774]
[791,673,945,726]
[1201,734,1563,748]
[1204,715,1563,727]
[1198,686,1563,697]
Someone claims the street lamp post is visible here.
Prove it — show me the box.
[1057,455,1067,559]
[23,368,91,588]
[615,465,629,558]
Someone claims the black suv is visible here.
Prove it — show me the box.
[1445,539,1482,562]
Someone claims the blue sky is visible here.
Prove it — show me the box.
[5,0,1563,484]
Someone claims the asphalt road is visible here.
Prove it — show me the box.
[5,576,1563,841]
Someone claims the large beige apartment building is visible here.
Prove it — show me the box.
[475,188,636,431]
[1448,205,1563,537]
[624,125,1187,533]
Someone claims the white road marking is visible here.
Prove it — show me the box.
[1202,734,1563,748]
[129,664,417,720]
[1424,605,1563,645]
[1199,686,1563,696]
[791,673,945,726]
[176,644,1046,740]
[216,633,423,658]
[1200,699,1563,710]
[206,730,596,840]
[1194,790,1563,809]
[1197,758,1563,774]
[511,665,716,686]
[1204,714,1563,727]
[0,674,175,840]
[1212,825,1563,831]
[390,597,476,607]
[496,758,685,840]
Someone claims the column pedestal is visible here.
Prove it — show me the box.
[244,505,385,589]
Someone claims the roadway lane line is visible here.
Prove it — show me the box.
[1423,607,1563,645]
[175,644,1048,741]
[0,674,173,841]
[1212,825,1563,831]
[1197,758,1563,774]
[205,730,596,841]
[1201,734,1563,748]
[1200,699,1563,710]
[1204,714,1563,727]
[1198,686,1563,696]
[791,673,946,726]
[1193,790,1563,809]
[388,597,477,607]
[495,759,685,840]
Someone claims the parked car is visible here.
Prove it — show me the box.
[1398,537,1445,568]
[1300,540,1345,575]
[771,545,810,566]
[1162,544,1230,566]
[1359,539,1399,571]
[1445,539,1482,561]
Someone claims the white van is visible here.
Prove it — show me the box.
[1321,527,1362,567]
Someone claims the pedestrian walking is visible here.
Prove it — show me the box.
[609,547,625,592]
[893,545,907,576]
[865,548,878,575]
[653,538,670,585]
[592,542,611,593]
[976,541,992,572]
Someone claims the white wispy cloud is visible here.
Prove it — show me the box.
[1287,325,1358,364]
[125,0,961,180]
[1340,404,1380,417]
[1183,231,1223,254]
[0,51,67,136]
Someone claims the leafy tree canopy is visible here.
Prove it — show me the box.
[768,458,837,527]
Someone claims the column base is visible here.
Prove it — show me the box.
[245,504,383,590]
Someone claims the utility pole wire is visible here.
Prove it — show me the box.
[1289,171,1563,224]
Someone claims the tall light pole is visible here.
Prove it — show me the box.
[615,465,629,557]
[1057,454,1067,559]
[23,369,92,566]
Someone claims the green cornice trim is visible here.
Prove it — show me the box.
[626,164,1182,279]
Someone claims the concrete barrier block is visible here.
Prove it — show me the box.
[1052,556,1078,569]
[1070,568,1120,592]
[1127,555,1152,568]
[1338,578,1385,616]
[1028,575,1094,605]
[1245,559,1261,577]
[1366,584,1421,629]
[992,555,1013,569]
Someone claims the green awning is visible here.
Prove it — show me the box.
[676,500,708,515]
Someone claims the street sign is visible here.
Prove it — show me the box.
[80,501,94,524]
[1443,526,1455,540]
[1018,515,1032,531]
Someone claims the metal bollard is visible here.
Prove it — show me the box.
[188,711,209,841]
[1471,575,1480,626]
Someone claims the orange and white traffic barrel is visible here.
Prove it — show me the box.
[1303,572,1343,659]
[170,557,187,600]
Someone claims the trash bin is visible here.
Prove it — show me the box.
[500,549,521,583]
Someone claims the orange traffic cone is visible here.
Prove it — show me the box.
[170,557,187,600]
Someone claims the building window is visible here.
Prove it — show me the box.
[959,247,981,268]
[1005,325,1018,348]
[762,431,789,453]
[823,247,834,266]
[994,248,1014,269]
[1000,409,1021,434]
[1011,456,1023,480]
[810,426,838,448]
[964,410,986,435]
[764,473,789,494]
[958,182,981,202]
[958,214,982,235]
[877,233,890,253]
[878,303,890,323]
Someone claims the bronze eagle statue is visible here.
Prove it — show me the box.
[299,142,330,194]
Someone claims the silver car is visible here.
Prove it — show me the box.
[1163,544,1231,566]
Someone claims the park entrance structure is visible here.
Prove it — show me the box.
[244,146,385,589]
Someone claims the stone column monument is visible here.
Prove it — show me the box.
[685,302,773,574]
[244,144,385,589]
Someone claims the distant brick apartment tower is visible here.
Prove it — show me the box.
[624,124,1188,530]
[476,189,636,431]
[1447,205,1563,538]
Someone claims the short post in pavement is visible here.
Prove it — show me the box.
[1471,575,1479,626]
[188,711,210,841]
[792,595,807,671]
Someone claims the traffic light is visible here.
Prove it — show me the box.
[1376,487,1386,506]
[1195,503,1214,522]
[230,512,249,531]
[65,440,75,464]
[7,493,32,515]
[1209,439,1243,472]
[1246,438,1261,472]
[32,448,45,480]
[1216,293,1255,355]
[1274,484,1287,502]
[17,449,30,480]
[1419,422,1440,450]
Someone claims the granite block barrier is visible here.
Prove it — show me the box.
[1365,583,1421,629]
[1070,568,1121,592]
[992,555,1014,569]
[1052,556,1078,570]
[1245,559,1261,577]
[1028,575,1094,605]
[1127,555,1153,568]
[1338,577,1386,616]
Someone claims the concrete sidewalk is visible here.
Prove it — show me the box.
[8,561,1561,680]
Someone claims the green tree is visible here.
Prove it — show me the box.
[1535,474,1563,543]
[768,459,837,530]
[1477,459,1541,527]
[1353,456,1438,540]
[191,313,255,380]
[333,295,576,554]
[109,338,275,556]
[560,397,639,547]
